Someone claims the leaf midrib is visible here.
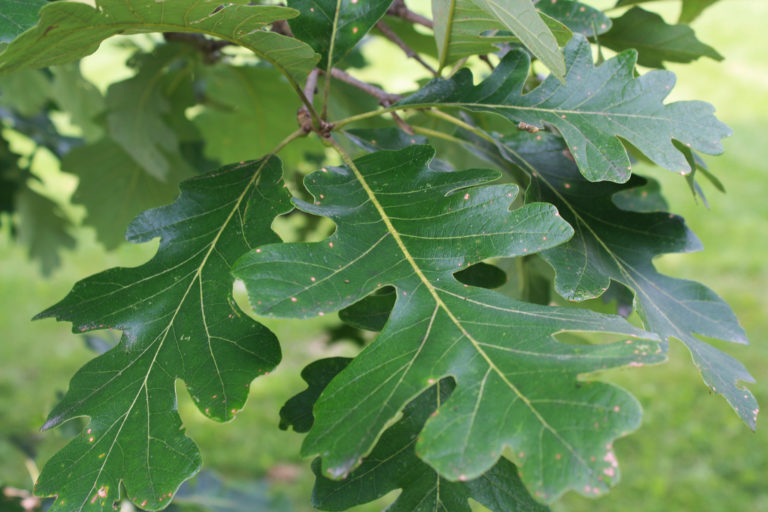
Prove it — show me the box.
[63,160,271,509]
[331,140,591,474]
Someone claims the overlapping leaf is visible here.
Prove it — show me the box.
[281,359,549,512]
[0,0,45,42]
[193,65,323,169]
[234,145,663,501]
[105,44,199,180]
[615,0,721,24]
[481,130,756,428]
[432,0,568,78]
[34,157,293,511]
[16,185,76,276]
[287,0,393,68]
[0,0,318,85]
[61,140,193,250]
[602,7,722,68]
[399,35,731,183]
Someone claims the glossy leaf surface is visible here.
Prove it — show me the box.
[34,158,293,511]
[400,35,731,182]
[0,0,318,84]
[234,146,663,501]
[287,0,393,68]
[602,7,722,68]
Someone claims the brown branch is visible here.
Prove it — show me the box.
[162,33,230,63]
[479,54,495,71]
[375,21,437,77]
[298,69,321,134]
[327,68,403,106]
[386,0,433,29]
[271,19,294,38]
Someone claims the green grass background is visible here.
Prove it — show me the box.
[1,1,766,510]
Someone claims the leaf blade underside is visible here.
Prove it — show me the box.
[234,145,663,502]
[0,0,318,85]
[34,158,293,511]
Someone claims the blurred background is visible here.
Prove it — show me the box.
[1,1,766,511]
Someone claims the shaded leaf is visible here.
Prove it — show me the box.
[194,65,323,169]
[0,68,51,116]
[234,146,663,501]
[16,185,75,276]
[287,361,549,512]
[61,139,193,250]
[34,157,293,511]
[105,44,199,180]
[0,0,318,85]
[280,358,352,434]
[50,64,105,142]
[536,0,612,38]
[287,0,393,68]
[399,35,731,182]
[433,0,569,78]
[615,0,721,24]
[601,7,722,68]
[487,130,756,428]
[0,0,46,42]
[169,470,291,512]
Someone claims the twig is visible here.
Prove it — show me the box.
[387,0,434,29]
[375,21,438,77]
[479,55,495,71]
[390,111,415,135]
[327,68,403,106]
[298,69,321,134]
[162,33,230,63]
[271,19,294,38]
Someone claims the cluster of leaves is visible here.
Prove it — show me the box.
[0,0,756,511]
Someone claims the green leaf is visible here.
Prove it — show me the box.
[601,7,722,68]
[61,139,193,250]
[281,359,550,512]
[170,471,291,512]
[0,0,318,85]
[193,65,323,170]
[536,0,612,38]
[104,44,200,180]
[614,0,721,24]
[234,145,663,501]
[0,134,20,217]
[0,67,51,116]
[280,357,352,434]
[488,130,756,429]
[471,0,566,79]
[287,0,393,69]
[16,185,76,276]
[399,35,732,182]
[34,157,293,511]
[50,64,105,142]
[678,0,720,23]
[0,0,46,42]
[433,0,569,78]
